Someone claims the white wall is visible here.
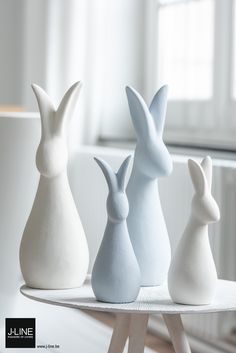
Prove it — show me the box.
[98,0,146,140]
[0,0,147,144]
[0,0,24,105]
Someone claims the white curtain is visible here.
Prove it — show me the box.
[20,0,146,145]
[0,0,147,144]
[22,0,98,145]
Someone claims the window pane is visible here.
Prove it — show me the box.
[159,0,184,5]
[157,0,214,100]
[232,0,236,99]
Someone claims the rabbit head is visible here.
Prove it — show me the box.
[126,86,173,179]
[94,156,131,223]
[188,156,220,224]
[32,82,82,178]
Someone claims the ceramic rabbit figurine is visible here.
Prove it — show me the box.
[168,156,220,305]
[92,156,141,303]
[20,82,89,289]
[126,86,173,286]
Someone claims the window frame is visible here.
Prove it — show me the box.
[99,0,236,149]
[146,0,236,149]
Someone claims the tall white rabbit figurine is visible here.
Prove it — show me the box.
[126,86,173,286]
[92,156,141,303]
[168,156,220,305]
[20,82,89,289]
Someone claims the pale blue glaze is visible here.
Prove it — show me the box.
[126,86,173,286]
[92,156,141,303]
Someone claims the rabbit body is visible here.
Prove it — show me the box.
[92,156,141,303]
[127,170,171,286]
[168,157,220,305]
[126,86,173,286]
[20,82,89,289]
[92,219,141,303]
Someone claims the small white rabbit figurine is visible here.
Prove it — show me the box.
[168,156,220,305]
[20,82,89,289]
[126,86,173,286]
[92,156,141,303]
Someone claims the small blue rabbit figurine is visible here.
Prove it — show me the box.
[92,155,141,303]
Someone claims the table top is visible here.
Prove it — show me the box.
[21,277,236,315]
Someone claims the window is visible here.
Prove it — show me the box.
[155,0,236,149]
[1,1,235,147]
[100,0,236,150]
[157,0,214,100]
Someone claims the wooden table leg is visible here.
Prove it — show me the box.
[108,313,131,353]
[128,313,149,353]
[162,314,192,353]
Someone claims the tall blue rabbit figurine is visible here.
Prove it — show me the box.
[126,86,173,286]
[92,155,141,303]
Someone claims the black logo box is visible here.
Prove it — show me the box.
[5,318,36,348]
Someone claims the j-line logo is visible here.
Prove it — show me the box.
[5,318,36,348]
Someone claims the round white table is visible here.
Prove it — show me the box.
[21,277,236,353]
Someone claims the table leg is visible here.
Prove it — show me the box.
[128,313,149,353]
[108,313,131,353]
[162,314,192,353]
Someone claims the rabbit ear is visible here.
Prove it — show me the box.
[56,81,82,133]
[116,155,132,191]
[126,86,155,141]
[188,159,207,196]
[201,156,212,189]
[32,84,55,138]
[94,157,117,192]
[149,85,168,135]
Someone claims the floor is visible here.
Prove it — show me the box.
[86,310,175,353]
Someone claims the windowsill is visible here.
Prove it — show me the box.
[97,136,236,162]
[163,129,236,151]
